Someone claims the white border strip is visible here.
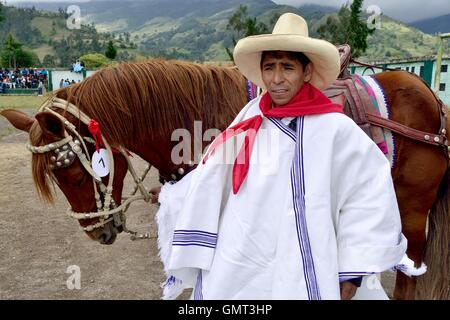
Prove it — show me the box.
[362,76,394,167]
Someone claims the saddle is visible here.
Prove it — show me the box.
[324,44,386,151]
[323,44,448,158]
[338,44,352,79]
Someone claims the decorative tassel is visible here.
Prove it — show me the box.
[88,119,105,153]
[160,275,185,300]
[390,254,427,277]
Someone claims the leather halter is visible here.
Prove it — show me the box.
[28,98,154,239]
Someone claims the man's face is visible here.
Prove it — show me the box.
[261,51,312,106]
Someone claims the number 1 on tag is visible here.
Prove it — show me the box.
[92,149,110,177]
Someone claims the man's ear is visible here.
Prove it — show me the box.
[304,63,313,82]
[35,112,66,139]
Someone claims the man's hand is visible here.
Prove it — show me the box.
[340,281,358,300]
[149,186,162,204]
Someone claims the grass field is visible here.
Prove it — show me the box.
[0,95,48,139]
[0,95,49,110]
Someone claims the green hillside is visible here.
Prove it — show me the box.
[30,16,71,41]
[361,16,438,61]
[308,12,438,62]
[0,4,138,67]
[1,1,442,66]
[81,0,302,61]
[75,0,440,62]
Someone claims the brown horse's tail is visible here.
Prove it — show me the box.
[416,155,450,299]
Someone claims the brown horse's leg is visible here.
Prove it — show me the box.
[391,140,446,300]
[394,273,413,300]
[393,175,428,300]
[373,71,448,299]
[393,211,428,300]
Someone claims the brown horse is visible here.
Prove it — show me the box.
[1,60,449,300]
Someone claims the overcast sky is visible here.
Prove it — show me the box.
[6,0,450,23]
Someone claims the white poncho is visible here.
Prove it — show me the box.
[156,96,407,300]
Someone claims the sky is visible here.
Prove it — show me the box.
[6,0,450,23]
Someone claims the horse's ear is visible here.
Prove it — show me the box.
[0,109,35,133]
[35,111,65,139]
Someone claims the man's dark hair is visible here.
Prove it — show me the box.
[260,51,311,70]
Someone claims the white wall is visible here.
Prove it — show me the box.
[52,71,85,90]
[436,62,449,104]
[85,70,97,78]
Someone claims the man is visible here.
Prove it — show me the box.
[155,13,406,300]
[37,81,44,96]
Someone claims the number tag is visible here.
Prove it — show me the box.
[92,149,110,177]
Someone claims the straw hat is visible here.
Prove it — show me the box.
[233,13,340,90]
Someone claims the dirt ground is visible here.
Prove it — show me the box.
[0,113,396,300]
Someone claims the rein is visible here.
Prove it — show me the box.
[29,97,154,240]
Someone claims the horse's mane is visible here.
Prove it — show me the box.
[30,59,248,202]
[56,59,247,146]
[30,120,57,203]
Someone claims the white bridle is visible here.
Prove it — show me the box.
[28,97,154,240]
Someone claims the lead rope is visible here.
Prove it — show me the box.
[118,147,153,240]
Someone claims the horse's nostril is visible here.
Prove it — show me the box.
[98,225,117,244]
[99,232,109,244]
[99,227,112,243]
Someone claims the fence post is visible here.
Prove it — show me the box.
[48,70,53,92]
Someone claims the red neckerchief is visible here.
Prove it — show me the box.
[202,82,343,194]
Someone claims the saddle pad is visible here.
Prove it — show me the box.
[359,75,395,167]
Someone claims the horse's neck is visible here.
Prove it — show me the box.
[126,133,205,182]
[124,134,181,177]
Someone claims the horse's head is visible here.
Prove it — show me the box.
[1,60,250,244]
[1,107,129,244]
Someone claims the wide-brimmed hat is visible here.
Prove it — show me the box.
[233,13,340,90]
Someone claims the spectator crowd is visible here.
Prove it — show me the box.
[1,68,49,93]
[1,60,85,94]
[60,78,80,88]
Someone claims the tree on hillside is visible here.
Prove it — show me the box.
[50,20,57,36]
[90,33,103,53]
[79,53,109,69]
[1,34,38,68]
[317,0,374,58]
[116,50,136,62]
[14,48,39,67]
[43,54,57,67]
[0,2,4,24]
[105,40,117,60]
[347,0,372,57]
[317,6,350,47]
[226,5,270,62]
[2,34,22,68]
[124,32,130,44]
